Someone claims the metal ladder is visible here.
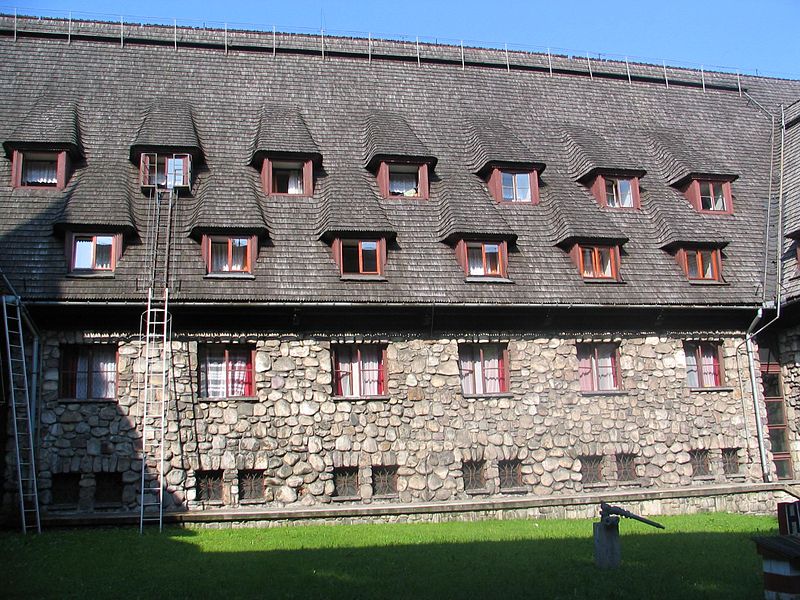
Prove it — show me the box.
[2,295,41,533]
[138,185,177,532]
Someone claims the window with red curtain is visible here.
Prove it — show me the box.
[333,345,385,397]
[577,343,620,391]
[684,341,722,388]
[199,346,254,398]
[458,344,508,395]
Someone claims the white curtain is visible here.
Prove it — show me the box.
[460,349,477,395]
[360,347,380,396]
[211,241,228,272]
[288,170,303,194]
[231,239,248,271]
[483,346,500,393]
[336,348,354,396]
[581,248,594,277]
[93,349,116,398]
[700,345,717,386]
[467,246,484,275]
[75,353,89,399]
[94,237,113,270]
[23,160,57,185]
[484,245,500,275]
[700,251,714,279]
[596,348,615,390]
[204,352,226,398]
[389,173,417,196]
[599,250,612,277]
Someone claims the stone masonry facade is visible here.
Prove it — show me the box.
[9,329,774,517]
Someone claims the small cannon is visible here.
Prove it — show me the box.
[594,502,665,569]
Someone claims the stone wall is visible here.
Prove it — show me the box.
[4,329,776,518]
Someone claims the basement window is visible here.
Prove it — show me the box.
[684,341,722,388]
[262,158,313,196]
[196,470,224,503]
[199,346,254,399]
[332,467,359,498]
[372,466,398,497]
[498,459,523,489]
[333,344,386,398]
[94,472,124,507]
[238,470,266,502]
[11,150,69,189]
[59,345,117,400]
[689,450,711,477]
[378,161,429,199]
[203,235,256,274]
[462,460,486,492]
[50,473,81,508]
[580,455,604,484]
[615,453,637,481]
[722,448,740,476]
[459,344,509,396]
[577,343,621,392]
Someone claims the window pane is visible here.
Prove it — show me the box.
[596,345,617,390]
[231,238,248,271]
[22,158,57,185]
[94,236,113,270]
[484,244,500,275]
[699,182,713,210]
[273,165,303,194]
[763,373,782,399]
[335,347,355,396]
[577,346,594,391]
[712,183,726,210]
[341,242,360,274]
[770,428,790,454]
[467,246,484,276]
[514,173,530,201]
[598,249,612,277]
[483,345,501,393]
[202,349,227,397]
[73,238,94,269]
[687,252,700,279]
[700,251,714,279]
[501,172,515,200]
[227,350,251,396]
[618,179,633,207]
[581,248,594,277]
[685,344,699,387]
[75,352,89,399]
[389,171,418,196]
[605,179,618,206]
[211,241,228,272]
[91,348,116,399]
[460,346,477,395]
[766,400,785,425]
[361,241,379,273]
[360,346,381,396]
[775,458,794,480]
[166,157,184,188]
[700,344,719,387]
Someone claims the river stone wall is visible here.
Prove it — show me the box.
[4,329,775,517]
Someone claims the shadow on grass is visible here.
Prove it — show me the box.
[1,522,771,600]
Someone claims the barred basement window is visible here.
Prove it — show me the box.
[689,450,710,477]
[238,470,266,501]
[498,459,523,489]
[615,453,637,482]
[580,455,603,484]
[196,470,224,502]
[722,448,740,476]
[94,472,123,506]
[333,467,359,498]
[462,460,485,491]
[51,473,81,507]
[372,466,398,496]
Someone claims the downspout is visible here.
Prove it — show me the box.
[745,309,770,482]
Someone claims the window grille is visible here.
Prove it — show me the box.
[498,459,522,489]
[196,470,224,502]
[462,460,485,491]
[372,466,398,496]
[580,455,603,484]
[333,467,359,498]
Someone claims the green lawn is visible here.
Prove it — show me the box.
[0,513,775,599]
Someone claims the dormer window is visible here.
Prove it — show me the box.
[68,233,121,273]
[262,158,313,196]
[202,235,256,275]
[684,179,732,214]
[678,247,722,282]
[11,150,68,189]
[377,162,429,199]
[456,240,508,279]
[590,174,640,209]
[333,239,386,277]
[139,153,191,189]
[572,244,620,281]
[487,168,539,204]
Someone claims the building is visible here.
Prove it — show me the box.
[1,15,800,528]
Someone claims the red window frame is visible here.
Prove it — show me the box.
[333,238,387,276]
[377,161,429,199]
[572,244,620,280]
[455,240,508,278]
[488,168,540,204]
[67,232,122,273]
[679,248,722,281]
[201,235,257,274]
[332,345,386,398]
[590,174,640,209]
[261,158,314,197]
[684,341,722,388]
[59,344,119,400]
[458,344,510,395]
[198,346,255,398]
[139,153,192,188]
[577,343,621,392]
[684,179,733,214]
[11,150,69,190]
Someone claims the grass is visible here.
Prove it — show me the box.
[0,512,775,599]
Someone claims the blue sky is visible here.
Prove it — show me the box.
[3,0,799,78]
